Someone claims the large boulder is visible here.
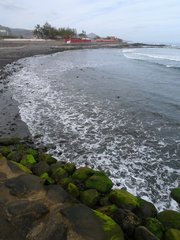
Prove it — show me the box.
[32,161,50,176]
[157,210,180,230]
[72,167,94,181]
[80,189,100,207]
[133,198,157,219]
[85,171,113,193]
[109,189,140,210]
[134,226,159,240]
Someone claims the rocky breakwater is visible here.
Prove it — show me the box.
[0,137,180,240]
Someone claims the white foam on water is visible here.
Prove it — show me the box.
[7,51,180,212]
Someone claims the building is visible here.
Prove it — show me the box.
[0,29,9,37]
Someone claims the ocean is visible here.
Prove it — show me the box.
[6,47,180,211]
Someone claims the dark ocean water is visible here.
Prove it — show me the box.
[6,47,180,211]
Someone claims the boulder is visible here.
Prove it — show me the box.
[113,208,142,237]
[145,217,165,239]
[109,189,140,210]
[40,172,55,185]
[39,153,57,165]
[72,167,95,181]
[67,183,80,198]
[165,228,180,240]
[7,151,23,162]
[1,146,11,157]
[134,226,159,240]
[63,162,76,175]
[0,137,20,146]
[85,171,113,193]
[10,161,32,174]
[52,167,68,181]
[20,154,37,167]
[97,204,118,218]
[80,189,100,207]
[133,198,157,219]
[32,161,50,176]
[170,188,180,204]
[157,210,180,230]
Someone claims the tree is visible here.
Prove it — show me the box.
[78,30,87,38]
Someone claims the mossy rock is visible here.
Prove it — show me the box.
[72,167,95,181]
[58,177,74,188]
[0,153,6,161]
[94,210,124,240]
[97,204,118,217]
[171,188,180,204]
[20,154,36,167]
[85,171,113,193]
[39,153,57,165]
[50,162,65,172]
[10,161,32,174]
[133,198,157,219]
[32,161,50,176]
[67,183,80,198]
[1,146,11,157]
[26,148,38,159]
[40,172,55,185]
[109,189,140,210]
[99,195,111,206]
[7,151,23,162]
[64,162,76,175]
[165,228,180,240]
[145,217,165,239]
[52,167,68,181]
[80,189,100,207]
[157,210,180,230]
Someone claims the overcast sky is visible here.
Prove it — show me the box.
[0,0,180,43]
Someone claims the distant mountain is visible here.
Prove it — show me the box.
[87,33,98,39]
[0,25,33,38]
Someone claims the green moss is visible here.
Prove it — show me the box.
[72,167,95,181]
[1,146,11,157]
[64,163,76,175]
[109,189,140,210]
[165,228,180,240]
[80,189,99,207]
[20,154,36,166]
[157,210,180,231]
[97,205,118,217]
[39,153,57,165]
[26,148,38,158]
[67,183,79,198]
[52,167,68,181]
[94,210,124,240]
[40,172,55,185]
[85,171,113,193]
[145,217,165,239]
[58,177,73,188]
[171,188,180,204]
[0,153,6,161]
[11,161,32,174]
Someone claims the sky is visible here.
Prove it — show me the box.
[0,0,180,44]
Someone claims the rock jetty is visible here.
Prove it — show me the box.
[0,137,179,240]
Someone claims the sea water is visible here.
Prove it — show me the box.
[6,47,180,211]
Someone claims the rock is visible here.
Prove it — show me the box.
[46,185,75,203]
[50,162,65,172]
[171,188,180,204]
[20,154,36,167]
[40,172,55,185]
[0,137,20,146]
[61,204,124,240]
[5,174,44,197]
[7,151,23,162]
[80,189,99,207]
[109,189,140,210]
[39,153,57,165]
[113,208,142,237]
[99,195,111,206]
[133,198,157,219]
[67,183,79,198]
[94,210,125,240]
[63,162,76,175]
[165,228,180,240]
[32,161,50,176]
[0,153,7,161]
[72,167,95,181]
[134,226,159,240]
[97,204,118,218]
[157,210,180,230]
[145,217,165,239]
[26,148,38,159]
[85,171,113,193]
[10,161,32,174]
[52,167,68,181]
[58,177,74,188]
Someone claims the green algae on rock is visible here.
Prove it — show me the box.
[10,161,32,174]
[109,189,140,210]
[170,188,180,204]
[20,154,36,167]
[40,172,55,185]
[145,217,165,239]
[63,162,76,175]
[94,210,124,240]
[157,210,180,230]
[80,189,100,207]
[85,171,113,193]
[67,183,80,198]
[165,228,180,240]
[39,153,57,165]
[72,167,95,181]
